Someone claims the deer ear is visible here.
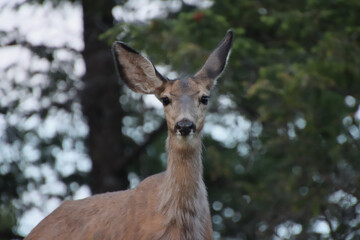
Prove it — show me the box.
[112,42,167,94]
[194,30,233,90]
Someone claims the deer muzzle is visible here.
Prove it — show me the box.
[174,119,196,136]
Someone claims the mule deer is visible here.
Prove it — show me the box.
[25,30,233,240]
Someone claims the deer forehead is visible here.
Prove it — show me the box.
[161,78,208,98]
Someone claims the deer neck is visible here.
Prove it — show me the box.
[159,133,206,212]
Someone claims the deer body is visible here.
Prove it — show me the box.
[25,30,233,240]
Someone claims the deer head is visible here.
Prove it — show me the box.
[112,30,233,141]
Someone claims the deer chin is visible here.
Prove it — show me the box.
[174,132,201,148]
[175,133,200,149]
[175,129,195,139]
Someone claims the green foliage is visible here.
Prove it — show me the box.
[107,0,360,239]
[0,205,16,232]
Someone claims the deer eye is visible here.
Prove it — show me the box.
[160,97,171,106]
[200,96,209,105]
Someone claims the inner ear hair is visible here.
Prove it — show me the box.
[112,41,167,94]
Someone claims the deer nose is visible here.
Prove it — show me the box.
[174,119,196,136]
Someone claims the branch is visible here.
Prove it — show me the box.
[4,39,80,54]
[323,209,338,240]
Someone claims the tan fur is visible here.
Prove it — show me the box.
[25,79,213,240]
[26,30,233,240]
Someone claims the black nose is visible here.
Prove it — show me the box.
[174,119,196,136]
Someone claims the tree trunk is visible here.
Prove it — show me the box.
[81,0,131,193]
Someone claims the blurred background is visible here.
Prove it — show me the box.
[1,0,360,239]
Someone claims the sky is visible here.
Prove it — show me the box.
[0,0,90,235]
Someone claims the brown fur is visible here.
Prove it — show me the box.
[26,30,233,240]
[25,135,212,240]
